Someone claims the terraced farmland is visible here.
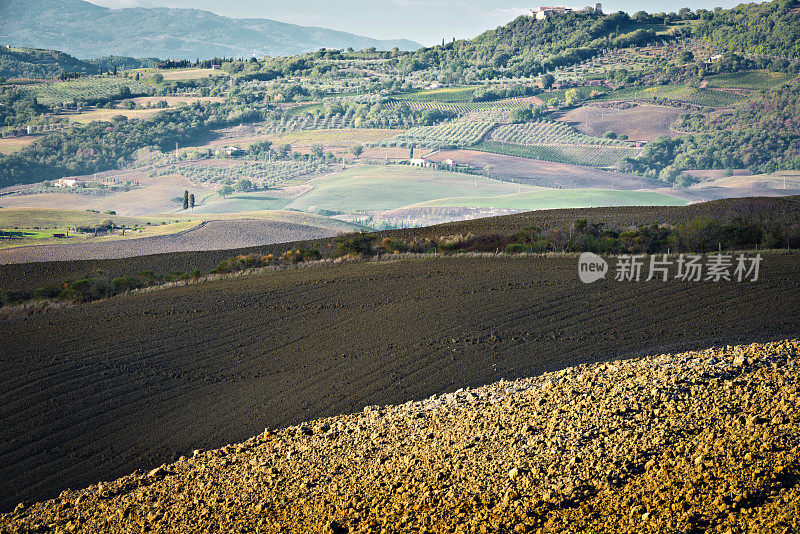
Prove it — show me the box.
[392,87,478,102]
[25,78,152,106]
[387,98,535,115]
[155,160,329,187]
[599,85,746,107]
[382,119,497,148]
[269,128,402,147]
[492,120,631,147]
[477,142,641,167]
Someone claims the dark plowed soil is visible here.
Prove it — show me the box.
[2,196,799,294]
[1,255,799,511]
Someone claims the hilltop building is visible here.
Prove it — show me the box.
[530,3,601,19]
[530,6,573,20]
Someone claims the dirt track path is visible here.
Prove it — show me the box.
[1,255,799,511]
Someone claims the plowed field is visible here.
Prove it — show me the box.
[1,254,799,511]
[3,195,799,294]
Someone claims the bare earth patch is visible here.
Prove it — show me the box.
[553,103,685,142]
[426,149,663,189]
[0,172,201,216]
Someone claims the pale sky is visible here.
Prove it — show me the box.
[90,0,752,46]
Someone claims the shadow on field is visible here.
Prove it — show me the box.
[1,254,799,511]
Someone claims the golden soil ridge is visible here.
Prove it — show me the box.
[2,340,799,534]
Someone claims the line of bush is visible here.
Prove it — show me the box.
[2,215,798,310]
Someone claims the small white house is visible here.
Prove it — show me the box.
[444,158,455,166]
[54,178,85,187]
[219,146,245,157]
[409,158,432,168]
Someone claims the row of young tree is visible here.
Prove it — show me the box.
[3,203,797,308]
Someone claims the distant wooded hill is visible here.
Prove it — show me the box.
[0,0,422,60]
[0,47,154,79]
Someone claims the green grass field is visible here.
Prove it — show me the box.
[0,136,38,155]
[0,208,173,229]
[0,208,200,248]
[285,164,535,213]
[191,194,290,214]
[411,189,688,210]
[705,70,795,89]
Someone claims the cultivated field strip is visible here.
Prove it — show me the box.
[491,120,632,148]
[2,196,799,294]
[26,78,151,107]
[1,255,799,510]
[385,119,498,148]
[0,220,344,264]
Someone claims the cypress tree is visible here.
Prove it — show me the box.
[183,190,189,210]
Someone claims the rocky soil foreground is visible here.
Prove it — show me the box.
[3,340,799,534]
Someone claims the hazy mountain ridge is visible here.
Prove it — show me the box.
[0,0,422,59]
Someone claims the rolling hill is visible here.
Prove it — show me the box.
[0,0,423,60]
[0,46,153,79]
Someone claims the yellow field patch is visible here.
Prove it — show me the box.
[129,96,225,106]
[62,108,162,123]
[0,136,38,155]
[159,69,228,81]
[0,220,202,250]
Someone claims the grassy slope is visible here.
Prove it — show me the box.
[412,189,688,210]
[0,208,171,229]
[0,136,39,155]
[285,164,534,212]
[190,194,291,214]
